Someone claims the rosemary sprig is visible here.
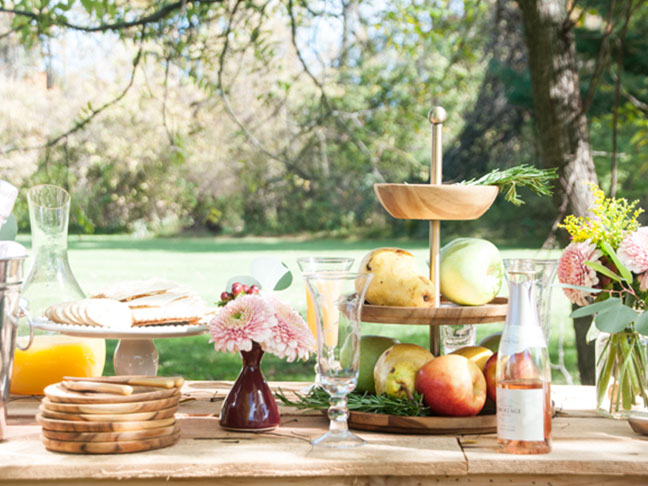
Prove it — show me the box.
[461,165,558,206]
[275,386,431,417]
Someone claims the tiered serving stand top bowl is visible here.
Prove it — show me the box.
[361,107,507,356]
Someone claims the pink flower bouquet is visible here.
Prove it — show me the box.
[557,184,648,417]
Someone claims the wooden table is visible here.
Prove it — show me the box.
[1,382,647,485]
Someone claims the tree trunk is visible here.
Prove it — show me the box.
[516,0,598,384]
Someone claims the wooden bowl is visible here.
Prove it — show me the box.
[374,184,499,220]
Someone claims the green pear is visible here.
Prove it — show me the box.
[479,332,502,353]
[374,343,434,400]
[356,335,400,394]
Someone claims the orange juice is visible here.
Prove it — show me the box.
[10,335,106,395]
[305,280,342,347]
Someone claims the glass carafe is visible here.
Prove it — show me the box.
[12,185,105,395]
[497,259,551,454]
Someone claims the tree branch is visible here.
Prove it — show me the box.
[610,0,633,197]
[0,0,221,34]
[1,45,143,155]
[581,0,619,114]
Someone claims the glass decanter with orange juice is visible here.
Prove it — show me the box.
[12,185,105,395]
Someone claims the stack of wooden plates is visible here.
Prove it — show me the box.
[36,377,182,454]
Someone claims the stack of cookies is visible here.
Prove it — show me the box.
[44,279,211,328]
[36,376,183,454]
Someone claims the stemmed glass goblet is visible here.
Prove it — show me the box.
[297,257,354,387]
[305,271,372,448]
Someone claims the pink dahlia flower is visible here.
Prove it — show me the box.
[557,240,602,306]
[618,227,648,274]
[263,295,315,362]
[209,294,275,353]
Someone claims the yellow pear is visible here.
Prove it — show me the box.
[374,343,435,400]
[356,248,435,307]
[450,345,493,371]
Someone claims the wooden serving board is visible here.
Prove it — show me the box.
[41,394,180,414]
[41,424,179,443]
[361,297,508,326]
[41,430,180,454]
[39,405,178,422]
[37,415,176,433]
[44,383,179,404]
[348,410,496,435]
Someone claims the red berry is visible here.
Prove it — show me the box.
[220,291,230,302]
[231,282,244,296]
[241,284,250,294]
[249,285,260,294]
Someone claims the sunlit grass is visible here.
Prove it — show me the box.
[18,235,578,384]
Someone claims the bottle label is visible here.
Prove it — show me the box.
[497,388,544,441]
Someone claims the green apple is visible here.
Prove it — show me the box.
[440,238,503,306]
[479,332,502,353]
[356,335,400,394]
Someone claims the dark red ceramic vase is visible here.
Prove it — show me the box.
[219,342,281,432]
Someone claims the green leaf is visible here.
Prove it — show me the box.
[595,305,638,333]
[250,257,292,291]
[555,283,602,294]
[635,312,648,336]
[570,297,621,318]
[586,319,601,343]
[584,261,622,282]
[600,241,633,283]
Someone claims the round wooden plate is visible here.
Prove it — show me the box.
[41,430,180,454]
[41,424,179,443]
[360,297,508,326]
[37,415,176,432]
[44,383,179,404]
[41,394,180,414]
[39,404,178,422]
[348,411,496,435]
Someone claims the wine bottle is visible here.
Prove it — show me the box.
[496,258,552,454]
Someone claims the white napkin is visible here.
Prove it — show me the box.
[0,241,27,259]
[0,181,18,226]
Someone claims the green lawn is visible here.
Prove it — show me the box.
[17,235,578,384]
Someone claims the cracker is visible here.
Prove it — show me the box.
[83,299,133,329]
[93,279,189,302]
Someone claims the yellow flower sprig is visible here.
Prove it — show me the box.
[558,183,643,249]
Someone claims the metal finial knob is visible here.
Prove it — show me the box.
[428,107,447,124]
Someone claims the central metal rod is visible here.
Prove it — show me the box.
[428,106,446,357]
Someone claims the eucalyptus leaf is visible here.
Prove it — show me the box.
[595,305,638,333]
[554,283,602,294]
[601,241,633,283]
[250,257,292,291]
[635,311,648,336]
[586,319,601,343]
[584,261,622,282]
[570,297,621,318]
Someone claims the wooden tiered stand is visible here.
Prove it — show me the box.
[362,107,507,356]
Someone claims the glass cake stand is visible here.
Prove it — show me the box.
[33,319,207,376]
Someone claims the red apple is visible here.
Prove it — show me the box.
[415,354,486,417]
[483,352,497,403]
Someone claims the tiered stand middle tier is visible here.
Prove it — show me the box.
[360,107,507,356]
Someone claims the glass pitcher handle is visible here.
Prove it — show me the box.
[16,297,34,351]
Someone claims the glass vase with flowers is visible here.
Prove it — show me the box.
[557,184,648,419]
